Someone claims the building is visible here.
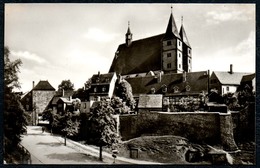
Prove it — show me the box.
[89,72,117,101]
[210,65,251,95]
[109,10,192,76]
[239,73,255,92]
[21,80,56,125]
[124,71,209,111]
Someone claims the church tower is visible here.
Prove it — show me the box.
[125,21,132,47]
[179,17,192,72]
[162,7,183,73]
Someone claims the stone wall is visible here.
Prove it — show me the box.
[119,111,238,151]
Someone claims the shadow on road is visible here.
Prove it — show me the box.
[46,152,102,163]
[37,142,63,147]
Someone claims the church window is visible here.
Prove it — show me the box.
[167,63,171,69]
[167,41,172,46]
[167,53,171,58]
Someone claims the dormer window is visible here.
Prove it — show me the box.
[96,78,100,83]
[105,78,109,83]
[186,85,191,92]
[173,86,179,93]
[162,84,167,93]
[151,87,155,94]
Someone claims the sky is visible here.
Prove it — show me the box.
[5,3,255,92]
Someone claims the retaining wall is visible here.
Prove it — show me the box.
[119,111,238,151]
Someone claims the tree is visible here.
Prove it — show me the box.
[4,46,28,160]
[88,100,120,161]
[114,77,136,110]
[58,79,74,91]
[110,96,130,114]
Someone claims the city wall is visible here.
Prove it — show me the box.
[119,111,238,151]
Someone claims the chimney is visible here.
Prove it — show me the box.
[62,89,64,97]
[230,64,233,74]
[98,71,100,77]
[32,81,35,89]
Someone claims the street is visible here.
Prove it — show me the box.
[21,126,160,164]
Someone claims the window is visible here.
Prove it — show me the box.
[151,88,155,94]
[167,63,171,69]
[102,86,106,92]
[186,85,191,91]
[188,59,191,64]
[84,103,87,109]
[173,86,179,93]
[94,87,97,93]
[226,86,229,92]
[96,78,100,83]
[188,48,191,54]
[162,85,167,93]
[26,98,29,102]
[179,64,181,68]
[167,53,171,58]
[167,41,172,46]
[179,53,181,58]
[179,41,181,46]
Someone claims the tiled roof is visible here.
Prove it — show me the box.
[241,73,255,83]
[109,34,164,75]
[125,71,208,96]
[213,71,251,85]
[91,72,115,84]
[179,25,191,47]
[33,80,55,91]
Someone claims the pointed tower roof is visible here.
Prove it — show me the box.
[126,21,132,35]
[179,24,191,47]
[163,11,181,40]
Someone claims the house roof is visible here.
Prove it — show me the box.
[179,25,191,47]
[125,71,208,96]
[213,71,251,85]
[241,73,255,83]
[58,97,73,104]
[109,34,164,75]
[91,72,116,84]
[33,80,55,91]
[163,13,181,40]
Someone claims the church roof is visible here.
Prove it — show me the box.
[109,34,164,75]
[213,71,251,85]
[125,71,208,96]
[179,25,191,47]
[33,80,55,91]
[163,13,181,40]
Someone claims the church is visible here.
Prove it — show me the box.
[107,9,209,111]
[109,9,192,76]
